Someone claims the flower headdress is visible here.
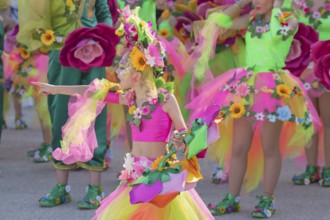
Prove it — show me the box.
[115,6,166,78]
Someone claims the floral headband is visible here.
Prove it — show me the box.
[115,6,166,78]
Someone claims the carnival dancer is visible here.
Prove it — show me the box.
[3,42,53,162]
[186,0,321,218]
[17,0,113,209]
[291,0,330,187]
[34,7,214,220]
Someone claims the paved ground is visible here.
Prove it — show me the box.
[0,105,329,220]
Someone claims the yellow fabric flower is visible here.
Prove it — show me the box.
[66,0,73,7]
[66,0,76,12]
[277,11,292,24]
[158,29,170,39]
[161,9,170,19]
[19,48,30,60]
[128,106,137,115]
[151,155,174,170]
[41,30,56,46]
[130,46,138,57]
[130,47,147,71]
[115,28,124,37]
[276,84,291,98]
[229,103,246,119]
[171,154,177,161]
[151,156,164,170]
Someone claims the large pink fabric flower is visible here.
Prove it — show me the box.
[312,40,330,89]
[285,23,319,77]
[59,23,120,72]
[73,39,104,64]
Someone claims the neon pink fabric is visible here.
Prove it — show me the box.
[103,91,173,142]
[104,92,120,104]
[131,104,172,142]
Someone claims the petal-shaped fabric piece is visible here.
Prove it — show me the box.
[129,180,163,205]
[159,170,187,195]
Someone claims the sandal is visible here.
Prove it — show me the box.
[320,167,330,187]
[39,184,71,207]
[77,185,105,209]
[251,195,275,218]
[292,165,320,185]
[208,193,240,216]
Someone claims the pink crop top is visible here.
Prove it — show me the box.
[131,104,172,142]
[104,91,173,142]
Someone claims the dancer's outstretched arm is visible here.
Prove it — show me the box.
[32,82,89,96]
[33,81,128,105]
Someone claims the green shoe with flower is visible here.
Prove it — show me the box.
[251,195,276,218]
[77,185,105,209]
[208,194,240,216]
[39,184,71,207]
[320,167,330,187]
[27,143,48,157]
[292,165,320,185]
[33,144,53,163]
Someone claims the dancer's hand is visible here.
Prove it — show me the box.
[31,82,57,95]
[170,130,185,150]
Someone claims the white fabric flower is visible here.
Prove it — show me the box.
[123,153,134,172]
[55,36,63,43]
[145,53,155,67]
[280,25,290,36]
[304,82,312,90]
[222,84,230,91]
[255,112,265,121]
[65,185,71,193]
[306,113,313,125]
[133,108,142,119]
[267,114,277,123]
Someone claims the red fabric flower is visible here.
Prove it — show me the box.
[312,40,330,89]
[59,24,120,72]
[285,23,319,77]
